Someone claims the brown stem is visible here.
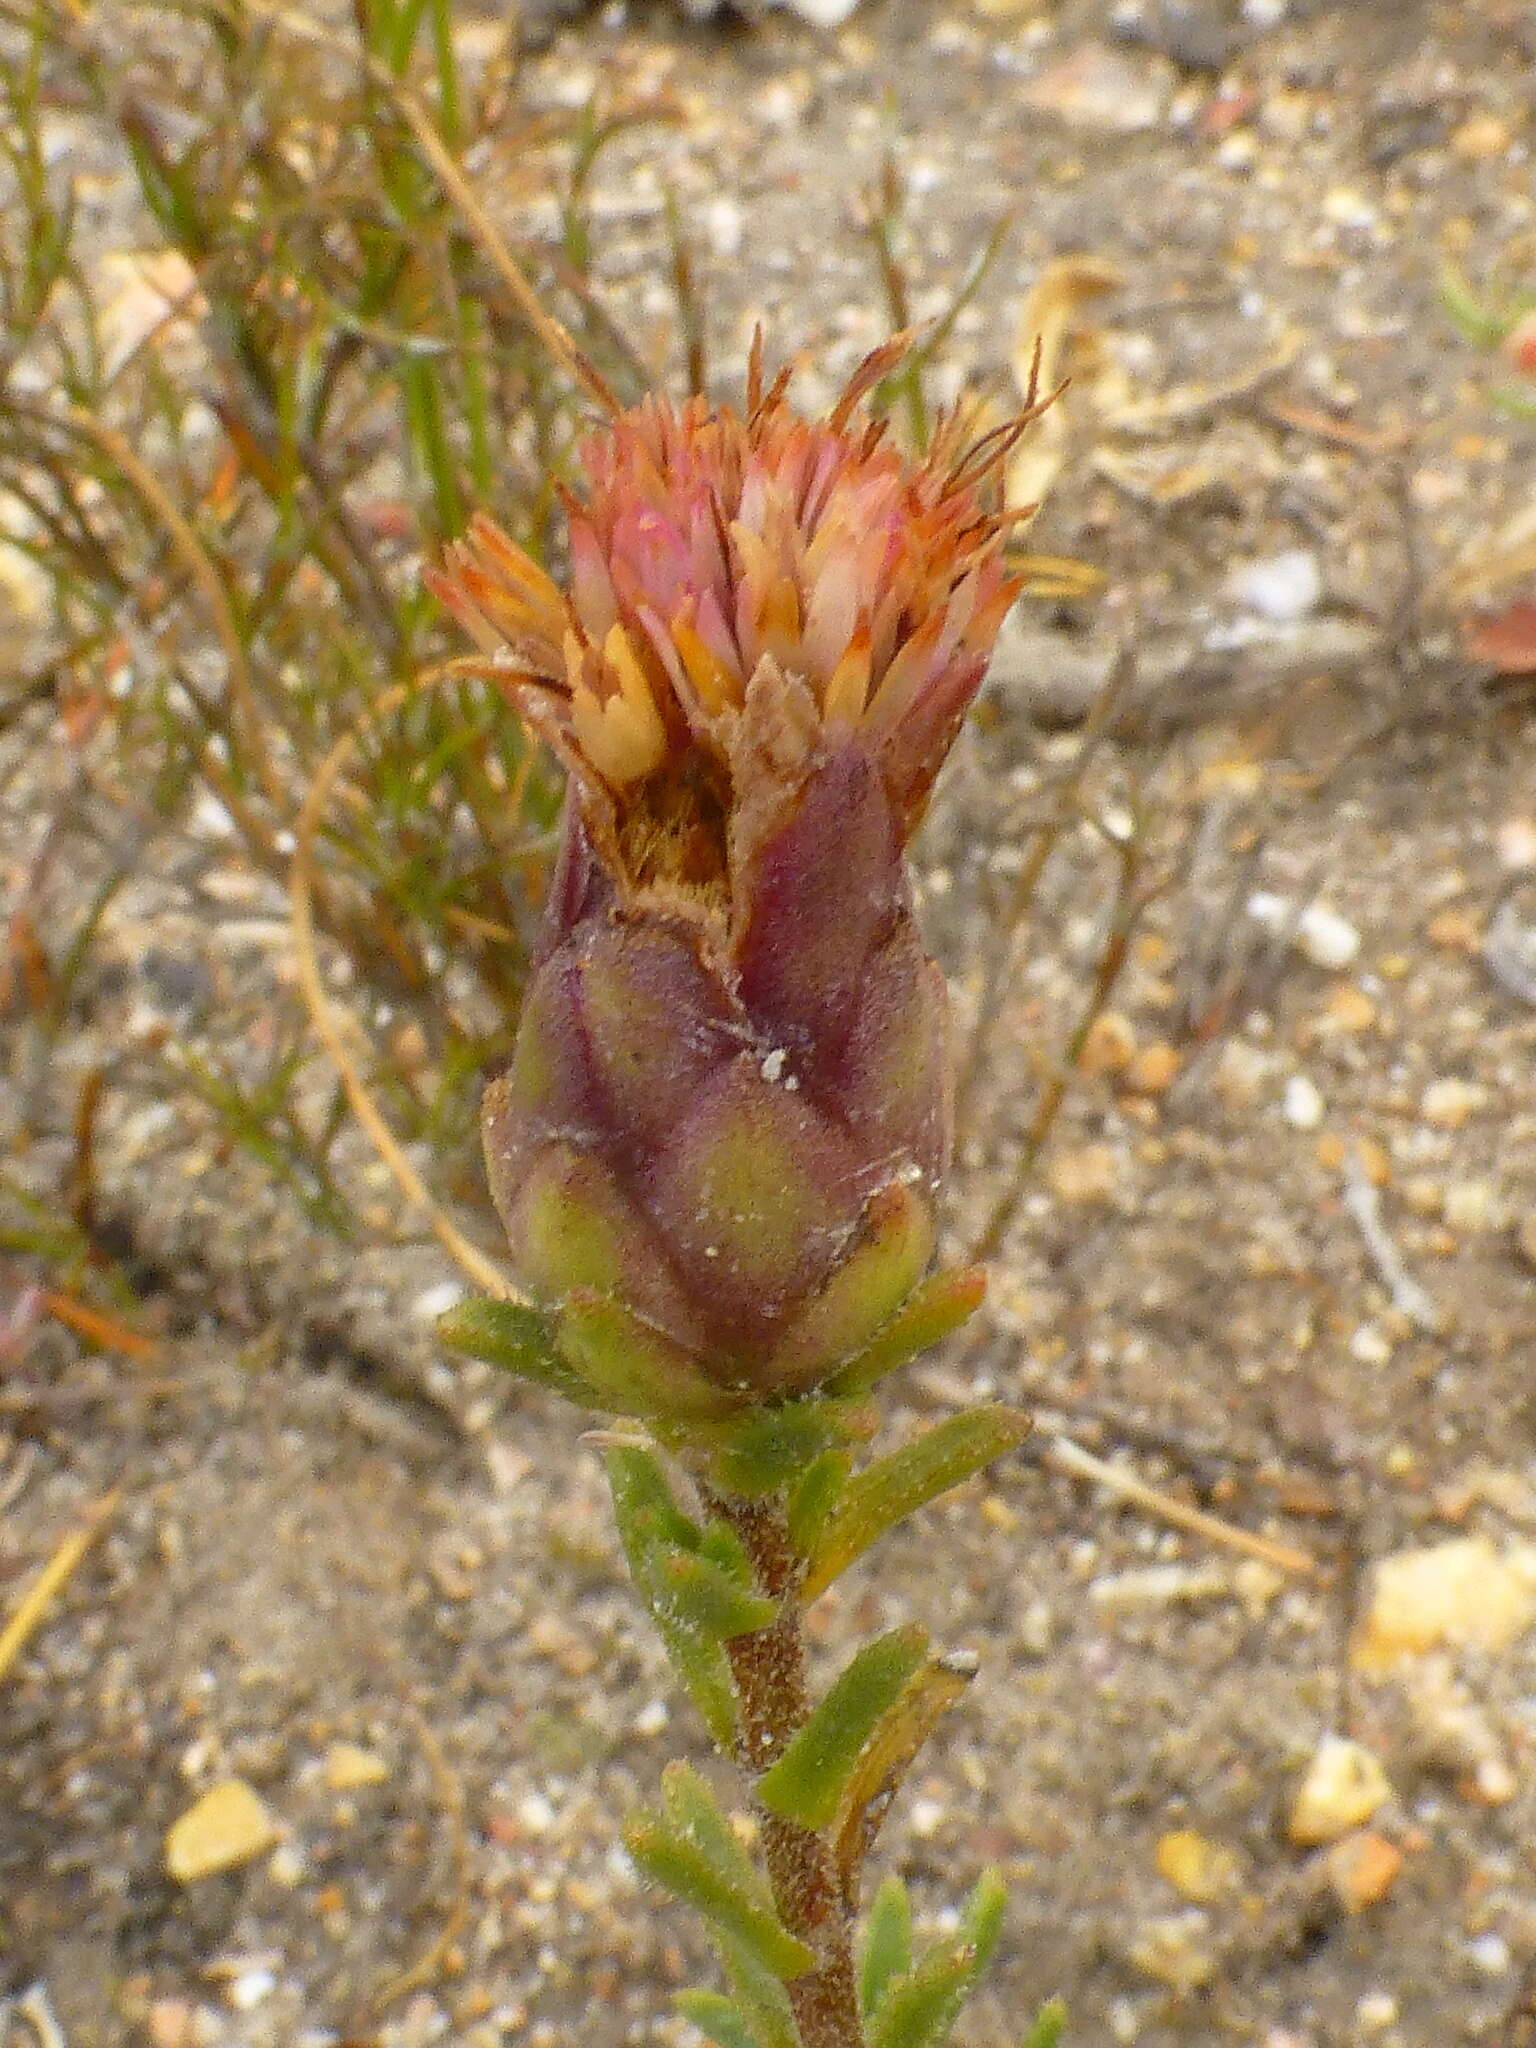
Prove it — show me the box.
[707,1492,864,2048]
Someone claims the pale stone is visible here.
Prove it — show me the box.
[165,1780,279,1883]
[1288,1734,1391,1845]
[1353,1538,1536,1670]
[324,1741,389,1791]
[1155,1829,1241,1904]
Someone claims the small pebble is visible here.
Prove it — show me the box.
[165,1779,280,1883]
[148,2004,198,2048]
[324,1741,389,1791]
[1126,1911,1216,1992]
[909,1797,946,1838]
[1353,1537,1536,1669]
[1442,1180,1499,1233]
[1248,892,1360,969]
[1124,1042,1182,1094]
[227,1968,277,2012]
[1497,817,1536,871]
[1422,1077,1484,1129]
[1282,1074,1325,1130]
[412,1280,464,1321]
[1155,1829,1241,1904]
[1227,549,1322,622]
[1289,1734,1391,1845]
[1325,1829,1404,1913]
[1079,1011,1137,1077]
[1021,43,1175,132]
[1349,1323,1392,1366]
[1048,1143,1119,1205]
[1467,1932,1512,1975]
[519,1791,557,1834]
[1295,903,1361,970]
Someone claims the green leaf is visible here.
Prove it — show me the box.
[558,1292,745,1422]
[1020,1998,1068,2048]
[624,1815,814,1982]
[786,1448,851,1557]
[438,1296,590,1403]
[756,1625,929,1831]
[698,1396,852,1497]
[803,1407,1030,1601]
[674,1991,759,2048]
[821,1267,986,1401]
[868,1871,1009,2048]
[655,1549,779,1642]
[607,1446,706,1556]
[697,1517,757,1582]
[606,1451,736,1747]
[833,1657,974,1888]
[659,1761,761,1891]
[859,1874,913,2020]
[711,1932,802,2048]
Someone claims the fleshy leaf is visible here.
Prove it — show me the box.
[786,1448,852,1556]
[867,1870,1008,2048]
[756,1625,929,1832]
[699,1396,855,1498]
[437,1297,591,1403]
[834,1656,974,1888]
[1020,1999,1068,2048]
[655,1549,780,1642]
[803,1406,1030,1602]
[606,1449,736,1747]
[674,1991,760,2048]
[711,1931,802,2048]
[558,1291,745,1422]
[820,1266,986,1402]
[624,1814,814,1982]
[660,1761,771,1903]
[859,1874,913,2021]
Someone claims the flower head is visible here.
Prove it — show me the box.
[433,343,1022,1408]
[432,337,1023,920]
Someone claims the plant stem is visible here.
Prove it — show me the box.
[708,1491,865,2048]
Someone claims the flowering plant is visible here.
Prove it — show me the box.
[436,339,1061,2048]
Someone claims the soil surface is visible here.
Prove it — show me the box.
[5,2,1536,2046]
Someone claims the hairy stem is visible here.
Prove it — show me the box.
[708,1491,864,2048]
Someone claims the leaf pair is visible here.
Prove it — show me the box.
[606,1444,775,1747]
[438,1261,987,1440]
[858,1870,1008,2048]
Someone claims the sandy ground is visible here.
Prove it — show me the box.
[5,1,1536,2045]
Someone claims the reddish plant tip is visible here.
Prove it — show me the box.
[430,338,1024,922]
